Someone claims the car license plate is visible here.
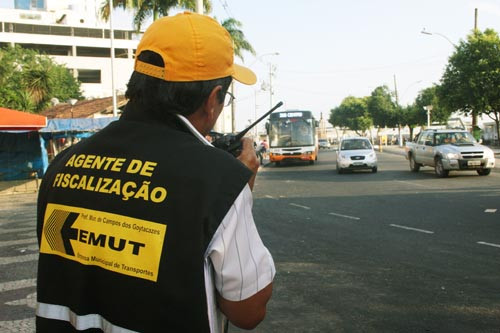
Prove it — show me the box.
[468,160,481,166]
[353,162,363,165]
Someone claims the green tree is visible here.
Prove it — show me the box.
[221,18,256,61]
[0,46,82,113]
[221,17,255,132]
[329,96,373,135]
[414,86,450,125]
[367,85,397,129]
[100,0,212,30]
[438,28,500,142]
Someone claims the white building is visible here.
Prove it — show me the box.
[0,0,234,133]
[0,0,140,99]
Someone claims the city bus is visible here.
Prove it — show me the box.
[265,110,319,165]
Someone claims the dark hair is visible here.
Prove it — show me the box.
[125,51,232,119]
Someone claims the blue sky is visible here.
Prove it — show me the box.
[202,0,500,130]
[2,0,500,130]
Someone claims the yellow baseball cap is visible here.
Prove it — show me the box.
[134,12,257,85]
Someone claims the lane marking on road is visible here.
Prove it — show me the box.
[289,203,311,210]
[0,253,38,265]
[17,244,39,252]
[485,209,497,213]
[265,195,277,200]
[0,279,36,292]
[395,180,430,188]
[329,212,360,220]
[0,227,34,235]
[0,238,37,248]
[477,241,500,249]
[389,224,434,234]
[5,292,36,308]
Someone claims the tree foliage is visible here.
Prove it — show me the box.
[438,28,500,141]
[100,0,212,30]
[414,86,451,125]
[221,18,256,61]
[329,96,372,135]
[367,85,397,128]
[0,46,82,113]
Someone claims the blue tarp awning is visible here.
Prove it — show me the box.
[40,117,118,133]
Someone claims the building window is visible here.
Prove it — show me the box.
[15,0,45,10]
[115,48,129,58]
[76,46,110,58]
[19,43,71,56]
[77,69,101,84]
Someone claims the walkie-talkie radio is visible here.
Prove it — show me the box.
[212,101,283,156]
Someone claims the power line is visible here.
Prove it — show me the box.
[218,0,235,18]
[276,55,446,76]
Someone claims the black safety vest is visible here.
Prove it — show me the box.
[36,111,252,332]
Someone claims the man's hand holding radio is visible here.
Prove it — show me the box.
[237,137,260,190]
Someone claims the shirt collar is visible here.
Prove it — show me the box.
[176,114,213,147]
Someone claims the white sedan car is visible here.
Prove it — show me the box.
[336,137,378,173]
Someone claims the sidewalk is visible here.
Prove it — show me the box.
[0,179,40,196]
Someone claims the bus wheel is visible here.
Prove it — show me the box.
[275,161,281,166]
[309,160,314,165]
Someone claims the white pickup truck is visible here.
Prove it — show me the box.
[405,129,496,177]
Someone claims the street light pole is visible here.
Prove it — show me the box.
[421,29,456,47]
[424,105,433,128]
[269,62,274,108]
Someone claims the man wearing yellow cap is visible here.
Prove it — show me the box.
[36,12,275,333]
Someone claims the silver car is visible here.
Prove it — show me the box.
[336,137,378,173]
[318,139,331,149]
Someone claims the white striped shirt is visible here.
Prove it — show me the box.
[204,185,275,332]
[177,115,276,332]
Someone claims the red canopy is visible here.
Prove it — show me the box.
[0,107,47,131]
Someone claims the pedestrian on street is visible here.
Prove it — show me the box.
[36,12,275,333]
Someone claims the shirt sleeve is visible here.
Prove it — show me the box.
[206,184,275,301]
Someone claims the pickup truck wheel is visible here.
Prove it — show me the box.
[409,155,420,172]
[434,158,449,178]
[371,167,377,173]
[477,169,491,176]
[337,164,343,174]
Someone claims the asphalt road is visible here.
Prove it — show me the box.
[232,149,500,332]
[1,149,499,332]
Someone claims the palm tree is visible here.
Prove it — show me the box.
[100,0,212,31]
[221,18,256,132]
[221,18,256,62]
[22,58,54,111]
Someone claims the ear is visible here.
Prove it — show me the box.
[204,85,223,121]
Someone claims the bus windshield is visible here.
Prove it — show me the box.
[269,117,315,147]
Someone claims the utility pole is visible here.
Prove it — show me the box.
[109,0,117,117]
[472,8,478,132]
[393,74,403,147]
[231,83,236,132]
[474,8,478,30]
[195,0,203,14]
